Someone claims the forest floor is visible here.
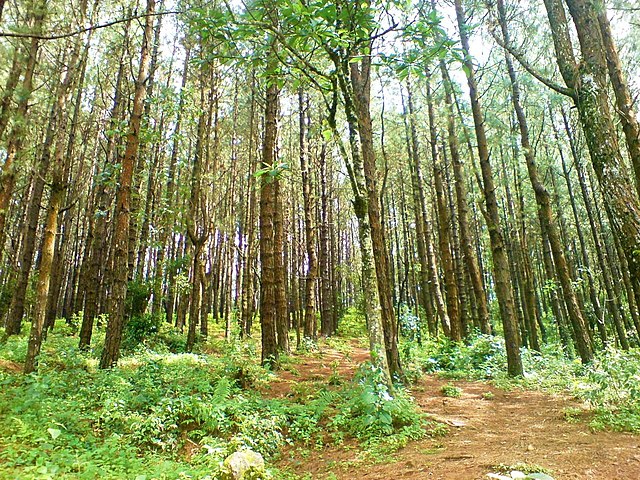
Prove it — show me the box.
[270,341,640,480]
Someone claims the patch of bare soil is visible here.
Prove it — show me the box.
[259,341,369,399]
[0,358,22,373]
[274,344,640,480]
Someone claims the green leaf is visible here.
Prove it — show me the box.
[47,427,61,440]
[379,411,393,426]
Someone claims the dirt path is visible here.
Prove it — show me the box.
[273,343,640,480]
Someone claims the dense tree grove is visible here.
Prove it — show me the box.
[1,0,640,384]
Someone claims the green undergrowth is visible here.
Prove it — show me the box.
[0,320,433,480]
[404,333,640,433]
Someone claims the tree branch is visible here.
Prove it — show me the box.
[0,11,182,40]
[488,26,575,99]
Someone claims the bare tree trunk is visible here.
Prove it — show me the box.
[561,108,628,347]
[259,45,281,367]
[6,89,60,336]
[427,78,461,340]
[240,75,258,337]
[318,143,335,336]
[100,0,156,368]
[25,0,90,370]
[557,125,606,343]
[152,47,190,320]
[185,82,209,352]
[78,23,131,347]
[350,58,401,378]
[441,62,491,335]
[496,0,592,362]
[298,90,318,339]
[597,8,640,197]
[274,179,289,353]
[402,81,438,336]
[0,3,44,252]
[329,50,392,387]
[454,0,523,376]
[545,0,640,293]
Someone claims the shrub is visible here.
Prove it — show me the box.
[440,383,462,398]
[123,313,162,351]
[331,363,426,446]
[336,307,366,338]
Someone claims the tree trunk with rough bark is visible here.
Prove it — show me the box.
[100,0,156,368]
[454,0,523,376]
[0,3,44,254]
[299,90,318,339]
[542,0,640,297]
[441,62,491,335]
[496,0,592,362]
[259,45,281,367]
[402,83,436,336]
[350,57,402,379]
[427,78,462,341]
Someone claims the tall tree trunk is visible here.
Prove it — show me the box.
[274,178,289,353]
[557,124,606,343]
[5,92,60,336]
[153,47,190,321]
[319,143,335,336]
[0,3,44,253]
[454,0,523,376]
[596,7,640,197]
[24,0,89,370]
[78,21,131,348]
[299,90,318,339]
[240,74,258,338]
[441,62,491,335]
[544,0,640,292]
[100,0,156,368]
[259,45,281,367]
[496,0,593,362]
[561,108,628,346]
[329,50,392,388]
[427,78,462,340]
[24,184,64,373]
[185,82,209,352]
[350,57,401,378]
[403,81,438,336]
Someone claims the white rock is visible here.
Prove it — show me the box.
[221,449,266,480]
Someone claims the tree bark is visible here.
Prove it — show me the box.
[0,3,44,253]
[427,78,462,341]
[496,0,592,362]
[259,45,281,367]
[454,0,523,376]
[329,48,392,388]
[100,0,156,368]
[350,57,402,378]
[597,7,640,197]
[542,0,640,295]
[441,62,491,335]
[403,81,438,336]
[299,90,318,339]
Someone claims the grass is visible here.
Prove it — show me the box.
[0,317,432,480]
[4,307,639,479]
